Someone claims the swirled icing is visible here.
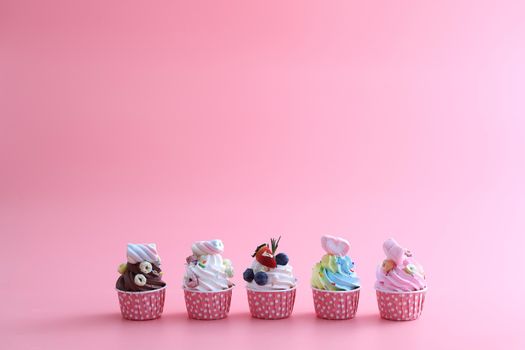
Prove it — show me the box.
[184,240,233,292]
[116,261,166,292]
[375,238,426,292]
[311,254,360,291]
[116,243,166,292]
[246,261,296,291]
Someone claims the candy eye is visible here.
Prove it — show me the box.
[134,274,147,286]
[139,261,153,274]
[403,264,418,275]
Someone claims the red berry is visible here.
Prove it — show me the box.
[255,246,277,268]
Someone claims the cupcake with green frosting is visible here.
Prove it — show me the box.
[312,254,360,291]
[311,235,361,319]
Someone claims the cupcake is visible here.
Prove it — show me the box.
[116,243,167,320]
[375,238,427,321]
[243,237,297,319]
[311,235,361,320]
[183,239,234,320]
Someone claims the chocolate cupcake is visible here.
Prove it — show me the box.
[116,243,167,320]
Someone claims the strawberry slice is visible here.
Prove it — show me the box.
[254,245,277,268]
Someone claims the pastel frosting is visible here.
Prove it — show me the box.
[183,239,234,292]
[311,235,360,291]
[127,243,161,265]
[192,240,224,256]
[246,261,296,291]
[375,238,426,292]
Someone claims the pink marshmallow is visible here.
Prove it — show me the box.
[321,235,350,256]
[383,238,406,265]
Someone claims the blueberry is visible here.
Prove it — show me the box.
[275,253,289,266]
[254,271,268,286]
[243,268,255,282]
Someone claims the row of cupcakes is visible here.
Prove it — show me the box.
[116,236,427,321]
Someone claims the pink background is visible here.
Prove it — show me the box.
[2,1,524,349]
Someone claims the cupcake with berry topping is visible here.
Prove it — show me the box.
[115,243,167,320]
[311,235,361,320]
[375,238,427,321]
[243,237,297,319]
[183,239,234,320]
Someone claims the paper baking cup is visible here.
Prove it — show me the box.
[376,288,427,321]
[183,287,233,320]
[312,287,360,320]
[117,286,166,321]
[246,287,297,319]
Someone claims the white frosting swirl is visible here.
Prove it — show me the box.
[247,261,297,291]
[127,243,161,265]
[184,254,232,292]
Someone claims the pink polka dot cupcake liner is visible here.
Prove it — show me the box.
[117,286,166,321]
[312,287,360,320]
[183,287,233,320]
[246,287,296,320]
[376,288,427,321]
